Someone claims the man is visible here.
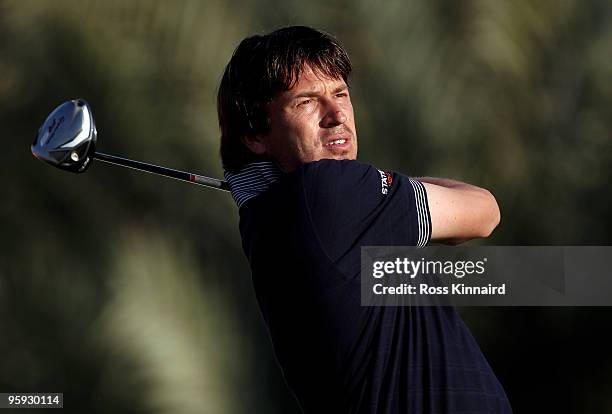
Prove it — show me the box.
[218,26,511,413]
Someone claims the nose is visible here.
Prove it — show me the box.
[320,102,347,128]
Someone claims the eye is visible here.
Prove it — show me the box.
[297,98,312,107]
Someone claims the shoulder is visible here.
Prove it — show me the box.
[295,159,394,221]
[300,158,376,175]
[297,159,387,192]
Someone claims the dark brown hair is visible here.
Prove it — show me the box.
[217,26,352,172]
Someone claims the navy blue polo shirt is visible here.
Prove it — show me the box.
[229,159,512,414]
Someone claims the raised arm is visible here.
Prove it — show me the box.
[416,177,501,245]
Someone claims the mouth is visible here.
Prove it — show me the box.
[323,136,352,152]
[326,138,347,146]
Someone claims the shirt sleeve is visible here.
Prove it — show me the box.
[299,159,431,275]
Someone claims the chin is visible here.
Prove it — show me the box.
[332,151,358,161]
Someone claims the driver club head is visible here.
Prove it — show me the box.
[32,99,97,173]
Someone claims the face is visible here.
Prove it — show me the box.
[245,65,358,172]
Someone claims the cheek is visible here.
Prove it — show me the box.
[271,108,328,156]
[285,115,320,146]
[345,102,356,123]
[268,114,298,146]
[292,128,320,158]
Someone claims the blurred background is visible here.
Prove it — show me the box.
[1,0,611,412]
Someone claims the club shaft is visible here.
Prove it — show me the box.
[93,152,229,191]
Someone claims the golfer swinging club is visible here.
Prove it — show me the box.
[218,26,512,413]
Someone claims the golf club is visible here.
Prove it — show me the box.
[32,99,230,191]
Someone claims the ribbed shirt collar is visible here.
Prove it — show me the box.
[224,162,283,208]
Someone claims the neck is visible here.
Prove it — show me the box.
[224,161,283,208]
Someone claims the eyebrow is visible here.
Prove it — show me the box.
[292,84,348,100]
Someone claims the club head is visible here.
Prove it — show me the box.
[32,99,97,173]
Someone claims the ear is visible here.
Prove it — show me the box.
[241,134,267,155]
